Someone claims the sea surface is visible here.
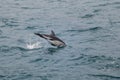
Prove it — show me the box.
[0,0,120,80]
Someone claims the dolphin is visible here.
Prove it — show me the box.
[34,30,66,47]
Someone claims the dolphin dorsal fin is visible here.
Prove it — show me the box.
[51,30,56,36]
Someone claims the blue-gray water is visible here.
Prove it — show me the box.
[0,0,120,80]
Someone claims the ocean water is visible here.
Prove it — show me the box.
[0,0,120,80]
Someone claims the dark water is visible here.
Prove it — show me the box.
[0,0,120,80]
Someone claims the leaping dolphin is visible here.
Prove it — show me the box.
[34,30,66,47]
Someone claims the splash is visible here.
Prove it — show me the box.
[26,34,43,50]
[26,42,42,49]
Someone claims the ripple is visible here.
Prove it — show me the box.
[98,3,110,7]
[86,55,120,70]
[44,47,65,55]
[11,46,30,51]
[70,55,84,61]
[81,14,95,18]
[1,18,19,27]
[0,66,34,80]
[0,36,10,39]
[15,74,33,80]
[0,45,36,53]
[66,27,102,33]
[115,6,120,9]
[25,26,37,30]
[93,2,120,8]
[21,7,40,9]
[92,3,110,7]
[69,54,120,71]
[0,29,2,35]
[0,46,10,52]
[29,58,42,63]
[46,0,66,3]
[0,75,5,78]
[112,2,120,5]
[93,9,101,13]
[89,27,102,31]
[90,74,120,79]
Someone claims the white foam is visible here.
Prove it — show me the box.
[26,42,42,49]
